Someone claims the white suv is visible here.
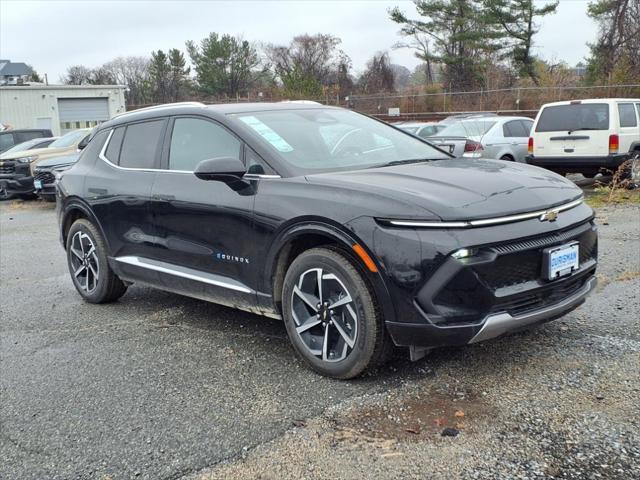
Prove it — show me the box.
[526,98,640,177]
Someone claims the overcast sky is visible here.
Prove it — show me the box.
[1,0,596,82]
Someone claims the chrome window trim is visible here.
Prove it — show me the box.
[114,255,252,293]
[379,197,584,228]
[99,127,282,178]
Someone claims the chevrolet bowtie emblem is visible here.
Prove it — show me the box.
[540,209,559,222]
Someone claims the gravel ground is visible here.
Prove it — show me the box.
[1,198,639,480]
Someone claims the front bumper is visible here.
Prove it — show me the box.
[33,169,57,197]
[382,214,598,349]
[387,271,596,348]
[526,153,629,171]
[0,160,35,194]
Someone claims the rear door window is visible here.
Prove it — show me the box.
[535,103,609,132]
[618,103,638,127]
[17,131,46,142]
[119,120,165,169]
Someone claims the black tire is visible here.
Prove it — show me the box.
[0,184,13,201]
[582,173,597,179]
[66,219,127,303]
[282,247,391,379]
[500,155,514,161]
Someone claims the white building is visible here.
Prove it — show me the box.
[0,85,127,135]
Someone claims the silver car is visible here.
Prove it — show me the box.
[395,121,447,140]
[428,116,534,162]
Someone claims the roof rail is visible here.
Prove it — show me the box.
[114,101,205,119]
[279,100,322,105]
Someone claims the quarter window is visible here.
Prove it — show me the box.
[169,118,241,171]
[503,120,528,137]
[105,127,125,164]
[0,133,15,151]
[119,120,165,169]
[618,103,638,128]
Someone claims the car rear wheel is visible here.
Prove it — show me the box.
[282,247,390,379]
[500,154,514,161]
[66,219,127,303]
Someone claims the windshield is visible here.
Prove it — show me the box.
[2,138,47,155]
[231,109,449,174]
[398,126,419,134]
[49,130,89,148]
[535,103,609,132]
[434,120,497,137]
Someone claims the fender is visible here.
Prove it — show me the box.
[59,196,110,252]
[260,218,397,324]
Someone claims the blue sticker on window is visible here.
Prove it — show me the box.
[239,115,294,153]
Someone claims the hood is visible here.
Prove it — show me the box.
[0,144,76,160]
[305,158,582,221]
[35,153,80,169]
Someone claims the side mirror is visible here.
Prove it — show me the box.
[194,157,246,182]
[77,135,90,151]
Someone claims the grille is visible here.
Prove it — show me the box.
[474,223,597,289]
[492,273,591,317]
[0,162,15,174]
[34,170,55,185]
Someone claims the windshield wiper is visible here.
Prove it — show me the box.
[567,127,599,134]
[378,158,439,167]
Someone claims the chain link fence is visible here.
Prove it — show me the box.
[349,84,640,121]
[127,84,640,121]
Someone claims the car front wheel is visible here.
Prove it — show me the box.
[282,247,390,379]
[66,219,127,303]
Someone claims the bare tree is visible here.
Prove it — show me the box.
[61,65,93,85]
[265,34,348,87]
[102,56,152,105]
[358,52,396,93]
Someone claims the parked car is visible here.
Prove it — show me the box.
[0,128,90,200]
[428,116,534,161]
[57,103,596,379]
[0,128,53,154]
[440,112,499,125]
[396,121,447,139]
[526,98,640,177]
[33,153,79,201]
[1,137,58,156]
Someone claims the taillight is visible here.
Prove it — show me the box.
[528,137,534,154]
[609,134,619,154]
[464,140,483,153]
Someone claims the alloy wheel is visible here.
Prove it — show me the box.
[69,231,100,294]
[291,268,358,362]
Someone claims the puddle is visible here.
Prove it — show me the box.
[334,390,492,443]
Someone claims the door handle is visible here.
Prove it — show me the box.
[153,194,175,201]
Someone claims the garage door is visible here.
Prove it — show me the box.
[58,98,109,133]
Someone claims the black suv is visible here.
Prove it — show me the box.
[57,102,597,379]
[0,128,53,153]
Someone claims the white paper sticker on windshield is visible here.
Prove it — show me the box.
[239,115,293,152]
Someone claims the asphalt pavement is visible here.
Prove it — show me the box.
[1,198,638,480]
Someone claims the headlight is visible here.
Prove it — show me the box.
[16,155,38,164]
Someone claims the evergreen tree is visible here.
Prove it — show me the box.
[167,48,191,101]
[585,0,639,84]
[186,33,262,97]
[390,0,501,91]
[149,50,170,103]
[483,0,558,85]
